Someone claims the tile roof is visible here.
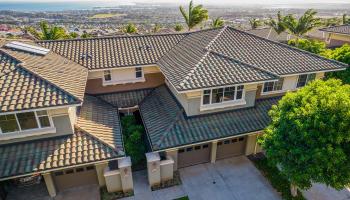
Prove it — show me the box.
[77,95,124,154]
[37,34,188,70]
[96,88,154,108]
[320,25,350,35]
[158,26,348,91]
[1,41,88,101]
[246,27,295,43]
[139,85,280,150]
[0,50,80,113]
[0,130,121,179]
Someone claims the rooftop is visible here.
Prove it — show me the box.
[320,25,350,35]
[139,85,280,150]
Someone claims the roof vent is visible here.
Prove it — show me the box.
[5,41,50,55]
[139,45,152,51]
[80,53,92,60]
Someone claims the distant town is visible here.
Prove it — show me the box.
[0,3,349,39]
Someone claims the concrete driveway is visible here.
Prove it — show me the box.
[54,184,100,200]
[122,156,281,200]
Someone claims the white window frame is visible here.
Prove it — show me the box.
[296,73,316,88]
[0,111,54,134]
[103,70,112,82]
[261,78,285,95]
[200,85,246,111]
[135,67,143,79]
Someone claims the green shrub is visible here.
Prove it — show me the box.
[288,38,326,54]
[121,115,146,165]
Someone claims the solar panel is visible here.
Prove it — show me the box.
[5,41,50,55]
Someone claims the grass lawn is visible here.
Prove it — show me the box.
[248,154,306,200]
[89,13,126,19]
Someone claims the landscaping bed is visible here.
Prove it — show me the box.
[151,171,182,191]
[100,187,134,200]
[248,153,306,200]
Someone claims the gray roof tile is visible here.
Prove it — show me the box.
[320,25,350,35]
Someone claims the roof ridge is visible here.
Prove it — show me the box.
[205,26,228,50]
[36,32,191,43]
[226,26,349,68]
[209,50,280,78]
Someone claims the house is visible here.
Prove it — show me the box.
[320,24,350,47]
[246,27,294,43]
[0,26,347,197]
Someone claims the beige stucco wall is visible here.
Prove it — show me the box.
[245,133,263,155]
[87,65,160,80]
[165,80,258,117]
[160,159,174,182]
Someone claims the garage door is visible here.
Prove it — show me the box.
[217,136,246,160]
[178,143,211,168]
[53,165,98,191]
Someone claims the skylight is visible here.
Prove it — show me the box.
[5,41,50,56]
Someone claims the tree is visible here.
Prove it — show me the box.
[283,9,321,45]
[152,23,162,33]
[321,44,350,84]
[81,32,92,39]
[259,79,350,192]
[69,32,79,39]
[211,17,224,28]
[267,11,287,34]
[25,21,69,40]
[123,23,138,34]
[288,38,326,54]
[249,18,262,29]
[343,14,349,25]
[121,116,146,165]
[174,23,184,32]
[179,0,209,31]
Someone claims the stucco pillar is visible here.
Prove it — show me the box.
[165,149,178,171]
[146,152,161,186]
[95,161,109,187]
[245,134,257,155]
[118,157,133,192]
[42,172,56,197]
[211,141,218,163]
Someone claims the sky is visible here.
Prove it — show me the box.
[0,0,348,4]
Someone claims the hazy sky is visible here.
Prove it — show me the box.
[0,0,349,4]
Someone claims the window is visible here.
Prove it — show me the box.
[65,169,74,174]
[195,146,201,150]
[203,144,209,148]
[76,168,84,172]
[263,78,284,93]
[232,138,237,143]
[86,166,95,171]
[37,110,50,128]
[54,171,64,176]
[186,147,193,152]
[135,67,142,78]
[297,73,316,88]
[104,70,112,81]
[179,149,185,153]
[0,114,19,133]
[202,85,245,105]
[224,140,230,144]
[239,137,244,141]
[16,112,38,130]
[0,111,52,134]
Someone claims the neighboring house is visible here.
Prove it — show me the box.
[246,27,294,43]
[320,24,350,47]
[0,26,347,197]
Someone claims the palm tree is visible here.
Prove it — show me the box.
[179,0,209,31]
[25,21,68,40]
[174,23,184,32]
[267,11,287,35]
[249,18,261,29]
[152,23,162,33]
[211,17,224,28]
[343,14,349,25]
[123,23,138,34]
[283,9,321,45]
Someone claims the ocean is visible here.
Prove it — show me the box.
[0,1,136,12]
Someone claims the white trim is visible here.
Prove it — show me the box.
[280,68,346,77]
[0,127,56,141]
[89,64,156,72]
[200,85,246,108]
[261,78,284,95]
[322,31,350,37]
[155,130,263,153]
[103,78,146,86]
[261,89,287,96]
[0,104,81,116]
[0,157,123,181]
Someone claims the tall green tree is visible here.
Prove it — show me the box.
[179,0,209,31]
[249,18,262,30]
[259,79,350,194]
[25,21,69,40]
[322,44,350,84]
[288,38,326,54]
[211,17,224,28]
[123,23,138,34]
[174,23,184,32]
[283,9,321,44]
[267,11,287,34]
[343,14,349,25]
